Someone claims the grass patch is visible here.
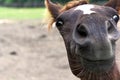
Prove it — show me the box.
[0,7,45,20]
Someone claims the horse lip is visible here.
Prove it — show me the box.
[81,56,115,63]
[80,56,115,72]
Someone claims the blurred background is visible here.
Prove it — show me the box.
[0,0,119,80]
[0,0,108,20]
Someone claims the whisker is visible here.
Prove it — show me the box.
[72,67,83,71]
[68,58,77,61]
[70,64,81,67]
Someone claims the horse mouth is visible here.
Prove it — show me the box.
[70,42,115,73]
[80,57,115,73]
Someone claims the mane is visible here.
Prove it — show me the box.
[60,0,88,12]
[46,0,88,29]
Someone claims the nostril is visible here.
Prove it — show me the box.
[106,21,120,41]
[73,24,89,45]
[77,24,88,38]
[107,21,114,34]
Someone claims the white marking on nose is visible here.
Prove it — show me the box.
[74,4,95,14]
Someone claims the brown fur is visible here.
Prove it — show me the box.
[45,0,120,80]
[69,57,120,80]
[45,0,120,29]
[45,0,88,29]
[45,0,62,29]
[60,0,88,12]
[105,0,120,14]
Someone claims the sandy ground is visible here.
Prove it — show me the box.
[0,19,119,80]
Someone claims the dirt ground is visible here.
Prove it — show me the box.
[0,19,120,80]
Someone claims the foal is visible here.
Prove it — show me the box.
[45,0,120,80]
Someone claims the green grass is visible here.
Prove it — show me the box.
[0,7,45,20]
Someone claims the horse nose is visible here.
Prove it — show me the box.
[72,23,114,61]
[73,24,89,45]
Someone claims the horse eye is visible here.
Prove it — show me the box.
[56,19,64,27]
[112,15,119,23]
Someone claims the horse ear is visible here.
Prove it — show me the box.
[104,0,120,14]
[45,0,62,19]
